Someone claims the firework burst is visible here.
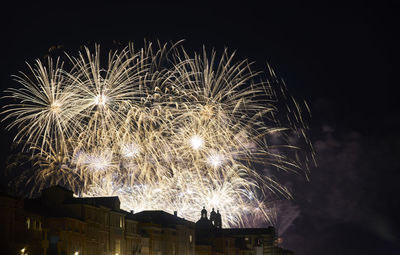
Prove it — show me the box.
[2,41,314,227]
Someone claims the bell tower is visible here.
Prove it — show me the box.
[215,210,222,228]
[201,206,207,219]
[210,208,217,225]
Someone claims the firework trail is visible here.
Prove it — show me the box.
[1,41,314,227]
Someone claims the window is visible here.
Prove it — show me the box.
[119,216,123,228]
[172,243,176,255]
[26,217,30,229]
[115,239,121,254]
[153,240,160,251]
[189,235,193,243]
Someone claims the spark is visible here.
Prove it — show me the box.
[121,143,140,158]
[207,153,224,168]
[86,154,111,171]
[190,135,204,150]
[50,100,61,113]
[93,93,108,107]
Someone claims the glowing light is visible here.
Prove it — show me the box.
[207,153,223,168]
[190,135,204,150]
[50,101,61,113]
[94,93,108,107]
[121,143,140,158]
[85,153,112,172]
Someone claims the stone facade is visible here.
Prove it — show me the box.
[0,186,293,255]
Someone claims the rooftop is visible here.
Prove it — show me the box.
[223,227,276,236]
[128,210,194,228]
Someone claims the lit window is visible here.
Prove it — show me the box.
[172,243,176,255]
[26,218,30,229]
[119,216,123,228]
[189,235,193,243]
[115,239,121,254]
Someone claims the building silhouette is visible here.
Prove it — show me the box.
[0,186,293,255]
[195,208,292,255]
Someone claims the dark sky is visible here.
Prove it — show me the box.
[0,1,398,254]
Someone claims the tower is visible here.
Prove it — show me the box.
[201,206,207,219]
[210,208,217,226]
[215,210,222,228]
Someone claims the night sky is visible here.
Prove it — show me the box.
[0,1,398,254]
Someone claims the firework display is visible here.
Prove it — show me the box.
[2,41,314,227]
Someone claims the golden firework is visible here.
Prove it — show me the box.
[2,41,314,227]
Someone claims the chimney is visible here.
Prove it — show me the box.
[130,210,134,214]
[174,211,178,217]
